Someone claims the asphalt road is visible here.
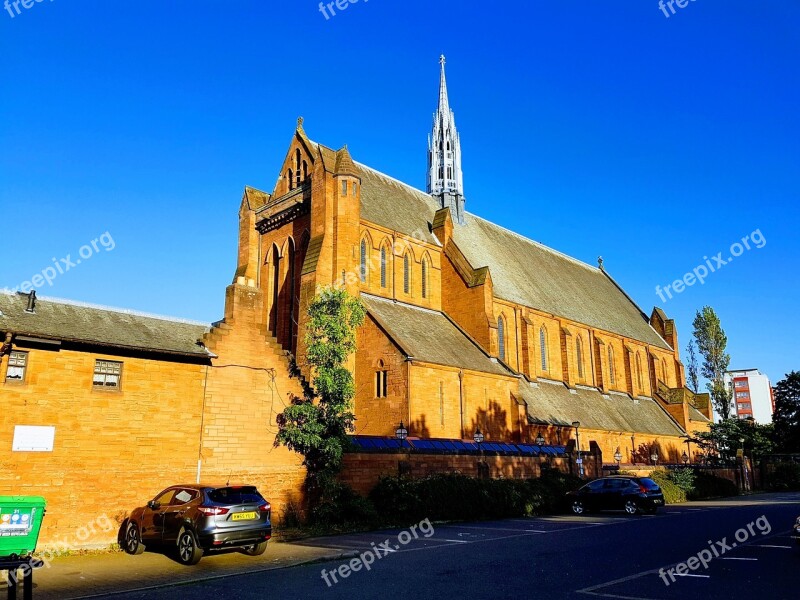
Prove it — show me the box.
[94,493,800,600]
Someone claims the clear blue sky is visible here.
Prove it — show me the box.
[1,1,797,387]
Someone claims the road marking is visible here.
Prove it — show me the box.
[438,538,470,543]
[673,573,710,578]
[752,544,792,549]
[443,524,546,533]
[720,557,758,561]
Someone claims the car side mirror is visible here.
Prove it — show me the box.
[147,500,161,510]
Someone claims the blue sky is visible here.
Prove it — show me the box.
[1,1,797,387]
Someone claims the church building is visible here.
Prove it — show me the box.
[0,57,710,547]
[246,56,711,462]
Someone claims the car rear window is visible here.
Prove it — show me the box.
[638,478,660,490]
[207,486,265,505]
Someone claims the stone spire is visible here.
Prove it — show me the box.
[427,55,465,224]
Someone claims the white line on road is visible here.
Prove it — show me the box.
[674,573,710,578]
[720,557,758,561]
[752,544,792,549]
[442,524,546,533]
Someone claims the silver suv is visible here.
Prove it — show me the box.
[123,485,272,565]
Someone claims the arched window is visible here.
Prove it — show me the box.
[661,359,667,384]
[403,253,411,294]
[375,360,387,398]
[295,149,301,187]
[539,326,548,372]
[421,257,429,299]
[360,239,368,283]
[608,345,615,385]
[636,353,643,391]
[302,160,308,181]
[576,336,584,379]
[287,169,293,191]
[498,316,506,362]
[380,246,387,288]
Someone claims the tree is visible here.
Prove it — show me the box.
[688,418,774,464]
[275,286,366,488]
[692,306,732,419]
[685,340,700,393]
[773,371,800,452]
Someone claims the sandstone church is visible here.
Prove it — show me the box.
[0,58,710,546]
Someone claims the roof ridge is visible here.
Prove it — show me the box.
[354,161,436,201]
[0,290,210,328]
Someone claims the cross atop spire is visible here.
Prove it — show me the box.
[428,56,465,224]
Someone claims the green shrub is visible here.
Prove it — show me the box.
[668,468,697,494]
[369,470,584,526]
[649,470,687,504]
[688,472,738,500]
[767,463,800,491]
[309,480,378,527]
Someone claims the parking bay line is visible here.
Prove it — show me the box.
[441,524,547,533]
[751,544,792,549]
[721,557,758,561]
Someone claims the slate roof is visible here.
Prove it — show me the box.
[344,156,670,350]
[0,291,212,358]
[361,294,510,376]
[688,405,710,423]
[519,379,685,437]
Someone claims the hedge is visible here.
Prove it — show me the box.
[369,470,584,526]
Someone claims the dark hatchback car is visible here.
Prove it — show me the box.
[124,485,272,565]
[566,477,664,515]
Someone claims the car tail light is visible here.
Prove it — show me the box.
[198,506,230,516]
[639,485,648,494]
[259,502,271,513]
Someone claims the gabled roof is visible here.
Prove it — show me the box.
[519,379,686,437]
[0,291,212,358]
[361,294,510,377]
[346,159,670,350]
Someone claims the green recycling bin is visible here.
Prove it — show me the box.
[0,496,47,558]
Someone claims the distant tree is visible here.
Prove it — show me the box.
[692,307,732,419]
[685,340,700,394]
[773,371,800,452]
[689,418,774,463]
[275,287,366,489]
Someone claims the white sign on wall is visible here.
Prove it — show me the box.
[12,426,56,452]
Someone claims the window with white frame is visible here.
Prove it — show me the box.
[5,351,28,382]
[93,360,122,390]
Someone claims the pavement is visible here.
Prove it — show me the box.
[7,492,800,599]
[15,537,359,600]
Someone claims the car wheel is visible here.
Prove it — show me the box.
[624,500,640,515]
[241,541,268,556]
[176,529,204,566]
[124,521,145,555]
[571,500,586,515]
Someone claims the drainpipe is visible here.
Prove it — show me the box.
[458,369,465,439]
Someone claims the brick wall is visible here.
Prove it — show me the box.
[0,346,207,548]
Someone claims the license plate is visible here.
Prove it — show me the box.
[232,512,258,521]
[654,500,662,504]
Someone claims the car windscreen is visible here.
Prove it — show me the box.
[638,478,660,490]
[207,486,264,505]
